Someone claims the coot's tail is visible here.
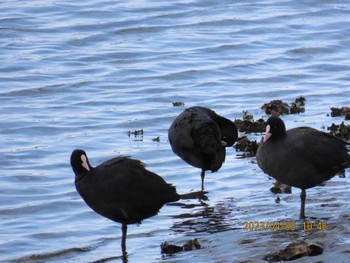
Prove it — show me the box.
[341,159,350,169]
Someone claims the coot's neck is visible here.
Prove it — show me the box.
[75,169,91,182]
[271,133,286,141]
[270,128,287,141]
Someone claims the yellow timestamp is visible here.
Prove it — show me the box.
[243,221,296,231]
[302,221,327,231]
[243,221,328,231]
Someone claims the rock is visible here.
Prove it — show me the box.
[234,111,266,133]
[330,107,350,120]
[161,239,201,254]
[128,129,143,136]
[172,102,185,107]
[295,96,306,106]
[235,136,259,157]
[327,122,350,140]
[128,129,144,141]
[261,97,306,115]
[265,241,323,261]
[160,242,183,254]
[152,136,160,142]
[270,181,292,194]
[261,100,290,116]
[234,119,266,133]
[183,239,201,251]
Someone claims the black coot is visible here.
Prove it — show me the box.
[70,149,180,252]
[168,106,238,191]
[257,116,350,219]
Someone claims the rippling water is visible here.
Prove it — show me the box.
[1,0,350,262]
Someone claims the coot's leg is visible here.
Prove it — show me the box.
[299,189,306,219]
[121,223,127,253]
[200,170,205,191]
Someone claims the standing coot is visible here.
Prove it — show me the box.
[70,149,180,252]
[257,116,350,219]
[168,106,238,191]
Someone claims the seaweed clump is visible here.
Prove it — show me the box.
[265,241,323,261]
[128,129,144,141]
[161,239,201,254]
[290,96,306,114]
[270,181,292,194]
[233,111,263,158]
[261,96,306,116]
[172,102,185,107]
[234,111,266,133]
[330,107,350,120]
[235,136,259,158]
[327,122,350,141]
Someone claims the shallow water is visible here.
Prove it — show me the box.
[1,0,350,262]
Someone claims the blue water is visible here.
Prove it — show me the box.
[1,0,350,262]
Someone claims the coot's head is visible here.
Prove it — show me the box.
[220,119,238,147]
[70,149,91,176]
[264,116,287,142]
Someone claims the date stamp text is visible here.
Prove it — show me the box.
[243,221,327,231]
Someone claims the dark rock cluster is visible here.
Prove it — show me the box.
[327,122,350,141]
[265,241,323,261]
[261,96,306,116]
[161,239,201,254]
[330,106,350,120]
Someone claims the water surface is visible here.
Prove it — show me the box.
[1,0,350,262]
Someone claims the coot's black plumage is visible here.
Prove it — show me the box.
[257,116,350,219]
[168,106,238,190]
[70,149,180,251]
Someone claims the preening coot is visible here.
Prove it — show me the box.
[70,149,180,251]
[168,106,238,191]
[256,116,350,219]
